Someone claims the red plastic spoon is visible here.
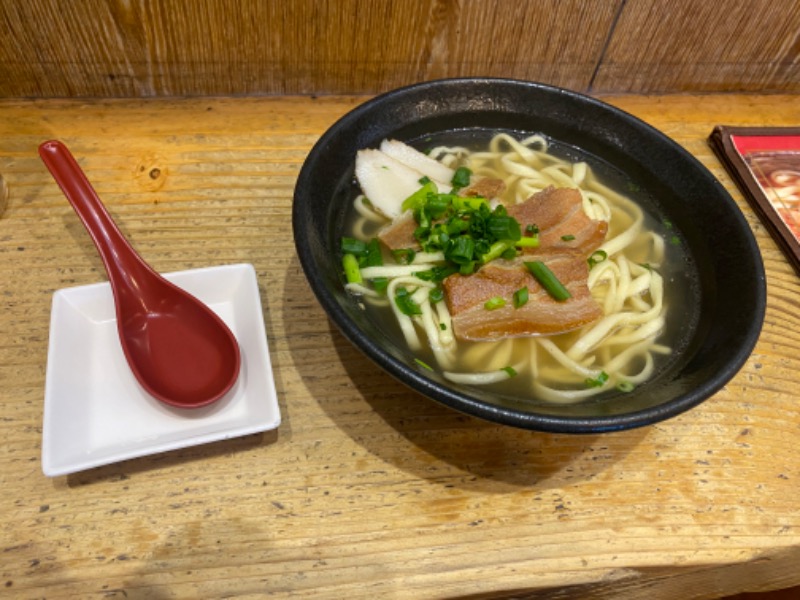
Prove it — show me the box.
[39,140,241,409]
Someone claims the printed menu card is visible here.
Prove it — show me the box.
[710,126,800,273]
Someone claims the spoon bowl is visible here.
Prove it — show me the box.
[39,140,240,408]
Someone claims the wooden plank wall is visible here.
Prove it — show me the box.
[1,0,798,98]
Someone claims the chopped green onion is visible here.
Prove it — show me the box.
[452,195,488,212]
[525,224,539,235]
[415,358,434,371]
[425,194,452,219]
[342,253,362,284]
[401,180,438,213]
[341,237,367,255]
[439,323,447,331]
[447,236,475,265]
[415,265,457,283]
[392,248,416,265]
[429,287,445,303]
[403,190,530,272]
[515,235,539,248]
[451,166,472,189]
[525,261,572,301]
[484,296,506,310]
[486,214,521,241]
[342,237,382,268]
[501,366,517,377]
[501,246,518,260]
[445,219,469,239]
[481,240,515,264]
[616,381,635,393]
[513,286,529,308]
[585,371,609,388]
[561,234,576,241]
[588,250,608,269]
[371,277,389,294]
[459,261,476,275]
[394,286,422,316]
[364,238,383,267]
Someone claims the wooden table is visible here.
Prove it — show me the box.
[1,94,799,599]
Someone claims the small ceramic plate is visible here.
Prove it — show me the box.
[42,263,280,477]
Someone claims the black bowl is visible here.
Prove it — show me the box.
[293,77,766,433]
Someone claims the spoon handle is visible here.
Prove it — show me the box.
[39,140,153,300]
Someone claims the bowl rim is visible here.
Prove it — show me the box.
[293,76,767,433]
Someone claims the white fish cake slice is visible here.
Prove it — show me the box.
[355,149,450,219]
[380,139,455,187]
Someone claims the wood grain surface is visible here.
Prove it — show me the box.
[1,94,800,599]
[592,0,800,93]
[1,0,798,97]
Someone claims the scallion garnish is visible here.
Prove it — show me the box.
[585,371,609,388]
[501,246,518,260]
[481,240,515,264]
[415,265,457,283]
[452,195,488,212]
[394,286,422,316]
[459,260,476,275]
[513,286,529,308]
[371,277,389,294]
[342,237,383,269]
[364,238,383,267]
[616,381,635,392]
[486,214,521,241]
[451,166,472,190]
[561,234,576,241]
[341,237,367,256]
[501,366,517,377]
[515,235,539,248]
[342,253,362,284]
[525,261,571,301]
[588,250,608,269]
[415,358,433,371]
[401,179,438,213]
[484,296,506,310]
[387,181,551,288]
[392,248,416,265]
[447,235,475,265]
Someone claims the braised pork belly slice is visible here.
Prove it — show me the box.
[507,186,608,254]
[378,210,420,251]
[443,256,603,341]
[443,185,609,342]
[461,177,506,200]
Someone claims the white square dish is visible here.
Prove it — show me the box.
[41,263,280,477]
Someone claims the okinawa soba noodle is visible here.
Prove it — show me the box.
[344,133,671,403]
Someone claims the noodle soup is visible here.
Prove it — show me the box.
[339,129,700,405]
